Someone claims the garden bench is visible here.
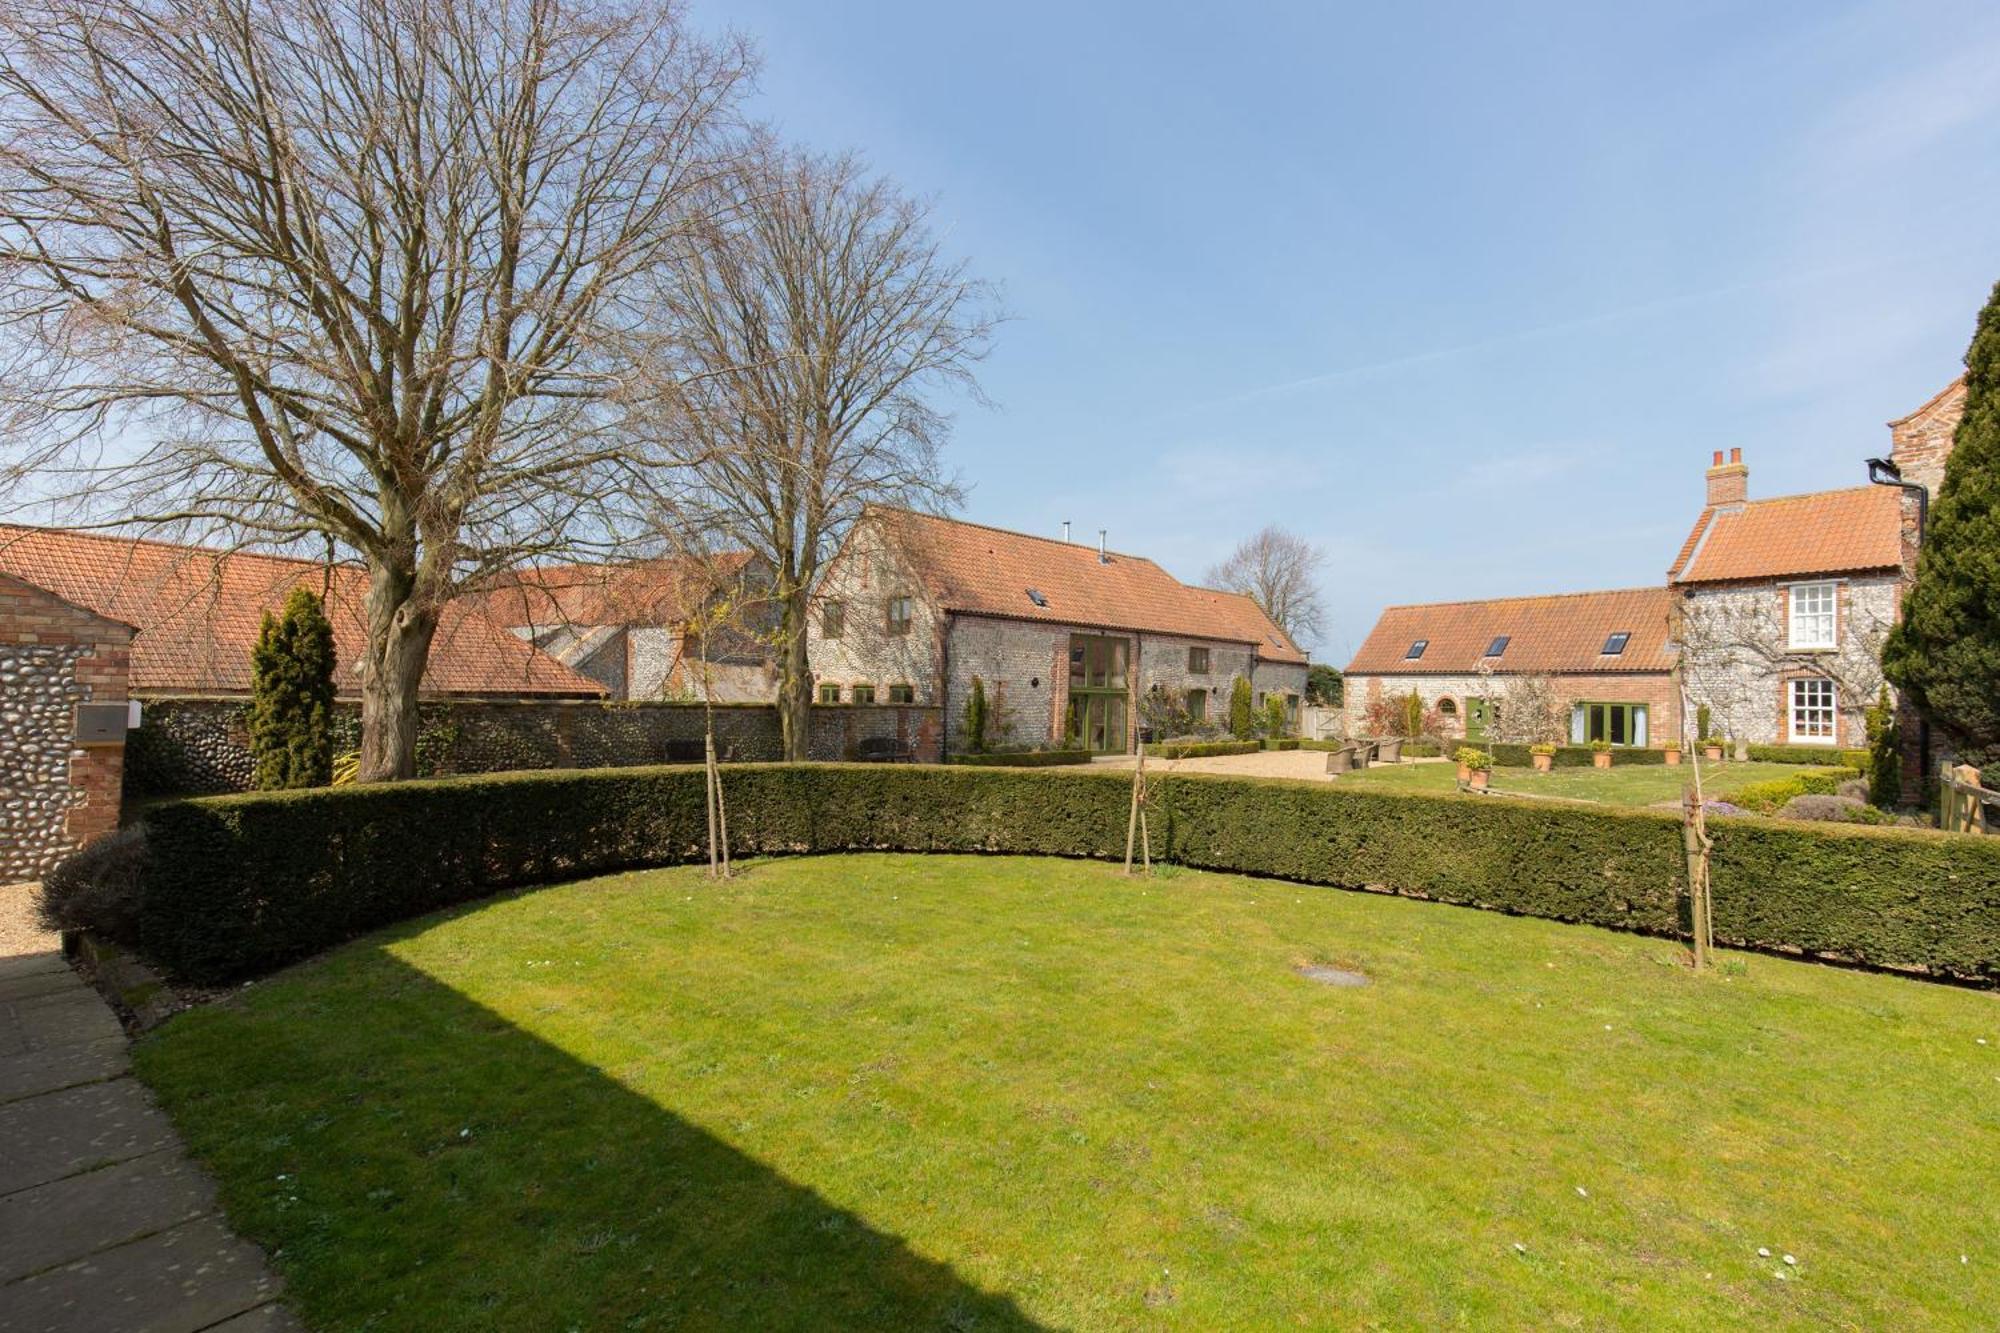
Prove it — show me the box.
[855,735,916,763]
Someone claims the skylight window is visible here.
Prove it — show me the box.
[1405,639,1428,660]
[1484,635,1510,658]
[1601,631,1630,656]
[1025,588,1047,608]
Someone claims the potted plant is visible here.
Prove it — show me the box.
[1529,741,1558,773]
[1590,738,1614,769]
[1702,735,1725,762]
[1663,741,1682,766]
[1456,746,1491,790]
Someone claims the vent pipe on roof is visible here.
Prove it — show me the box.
[1061,521,1070,543]
[1098,529,1108,564]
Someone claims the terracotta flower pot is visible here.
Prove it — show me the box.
[1592,750,1612,769]
[1469,769,1490,791]
[1703,744,1724,762]
[1532,752,1553,773]
[1456,762,1471,782]
[1664,747,1682,766]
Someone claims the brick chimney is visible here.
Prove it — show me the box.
[1705,447,1747,508]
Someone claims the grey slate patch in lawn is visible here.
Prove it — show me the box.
[0,1151,215,1283]
[1297,964,1370,988]
[0,1036,129,1104]
[0,1077,179,1195]
[2,1216,284,1333]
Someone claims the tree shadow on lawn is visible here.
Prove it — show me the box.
[143,946,1050,1333]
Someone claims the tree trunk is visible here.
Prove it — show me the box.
[777,586,813,761]
[357,559,440,782]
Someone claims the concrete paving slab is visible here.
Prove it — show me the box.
[10,990,125,1051]
[1,1216,282,1333]
[203,1302,307,1331]
[0,1079,179,1195]
[0,1150,215,1283]
[0,953,69,983]
[0,969,85,1005]
[0,1037,128,1105]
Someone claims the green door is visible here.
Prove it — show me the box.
[1066,634,1130,752]
[1466,697,1490,742]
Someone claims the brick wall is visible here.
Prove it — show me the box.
[125,696,942,796]
[0,574,133,881]
[1888,378,1966,503]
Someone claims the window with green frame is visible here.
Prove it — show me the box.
[887,684,914,704]
[851,684,875,705]
[1571,701,1648,747]
[817,683,841,704]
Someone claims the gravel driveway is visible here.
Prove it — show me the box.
[0,881,58,958]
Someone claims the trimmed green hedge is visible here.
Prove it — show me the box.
[1469,742,1672,768]
[1143,739,1261,759]
[1262,738,1301,751]
[1746,744,1872,769]
[133,764,2000,986]
[947,750,1094,768]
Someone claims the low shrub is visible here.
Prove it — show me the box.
[1779,794,1892,825]
[1402,741,1443,758]
[948,750,1093,768]
[134,764,2000,985]
[37,826,150,943]
[1727,767,1860,815]
[1145,739,1261,759]
[1262,738,1301,752]
[1468,741,1671,768]
[1454,747,1491,770]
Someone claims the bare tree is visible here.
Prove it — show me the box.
[1205,526,1327,647]
[0,0,752,779]
[645,144,997,759]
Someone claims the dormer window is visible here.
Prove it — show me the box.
[1601,632,1630,656]
[1025,588,1048,608]
[1484,635,1510,658]
[1405,639,1428,660]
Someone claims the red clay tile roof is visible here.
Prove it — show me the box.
[475,552,754,629]
[0,525,604,697]
[1346,586,1674,676]
[1668,486,1903,584]
[870,507,1307,663]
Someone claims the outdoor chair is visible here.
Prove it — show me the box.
[855,735,916,763]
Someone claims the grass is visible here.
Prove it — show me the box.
[135,853,1999,1330]
[1340,758,1836,807]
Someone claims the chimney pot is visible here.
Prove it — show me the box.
[1711,450,1724,466]
[1061,520,1070,543]
[1098,529,1108,564]
[1729,447,1742,464]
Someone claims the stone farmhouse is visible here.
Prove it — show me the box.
[473,553,779,702]
[809,506,1308,754]
[1345,377,1965,764]
[1345,586,1678,746]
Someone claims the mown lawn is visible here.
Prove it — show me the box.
[137,854,1998,1330]
[1341,758,1834,806]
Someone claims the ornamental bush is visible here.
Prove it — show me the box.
[1866,686,1902,808]
[1229,677,1256,740]
[248,586,337,789]
[1884,278,2000,767]
[963,677,990,754]
[134,764,2000,984]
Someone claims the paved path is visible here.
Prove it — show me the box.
[0,908,299,1331]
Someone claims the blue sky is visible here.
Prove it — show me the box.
[712,0,2000,661]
